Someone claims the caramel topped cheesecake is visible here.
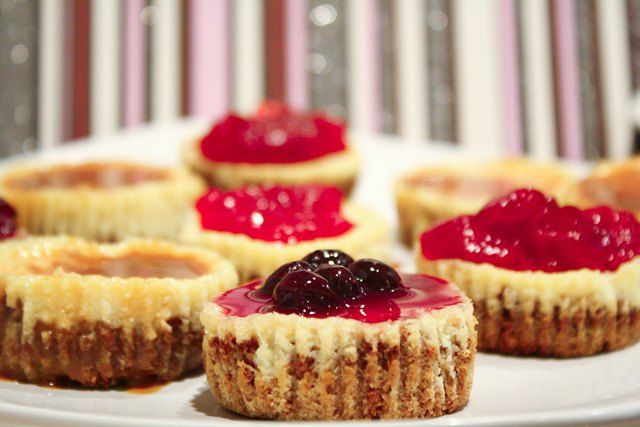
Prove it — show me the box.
[202,250,476,420]
[0,161,205,241]
[180,185,389,281]
[395,159,572,246]
[0,237,238,387]
[565,157,640,215]
[417,189,640,357]
[183,102,361,195]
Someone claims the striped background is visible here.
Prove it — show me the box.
[1,0,639,160]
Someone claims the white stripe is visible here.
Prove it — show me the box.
[90,0,121,135]
[151,0,181,121]
[596,0,633,159]
[520,0,556,160]
[232,0,265,114]
[395,0,427,143]
[38,0,63,149]
[454,0,503,155]
[348,0,373,133]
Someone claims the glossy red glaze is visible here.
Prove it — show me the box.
[195,185,353,244]
[200,102,346,164]
[213,273,463,324]
[421,188,640,272]
[0,199,17,240]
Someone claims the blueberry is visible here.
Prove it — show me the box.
[349,259,402,293]
[258,261,312,296]
[315,265,363,299]
[302,249,354,270]
[272,270,341,315]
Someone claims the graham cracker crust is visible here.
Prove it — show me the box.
[474,299,640,357]
[203,331,476,420]
[0,297,202,387]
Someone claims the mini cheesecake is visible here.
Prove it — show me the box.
[395,159,572,246]
[564,157,640,216]
[417,189,640,357]
[180,185,389,281]
[201,251,476,420]
[0,237,238,387]
[0,161,205,241]
[183,102,361,195]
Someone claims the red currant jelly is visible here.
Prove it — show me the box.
[195,186,353,244]
[200,102,347,164]
[420,188,640,272]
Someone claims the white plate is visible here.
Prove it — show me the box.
[0,120,638,427]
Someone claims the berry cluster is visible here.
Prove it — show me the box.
[258,249,404,316]
[421,188,640,272]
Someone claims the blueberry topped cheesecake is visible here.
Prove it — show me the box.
[201,250,476,420]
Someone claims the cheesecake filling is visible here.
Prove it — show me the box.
[23,253,207,279]
[200,102,346,164]
[195,185,353,244]
[6,162,169,190]
[421,188,640,273]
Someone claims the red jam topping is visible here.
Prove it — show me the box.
[195,186,353,244]
[0,199,17,239]
[213,250,462,323]
[200,102,346,164]
[420,188,640,273]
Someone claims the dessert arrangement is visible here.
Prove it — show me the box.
[0,103,639,422]
[201,250,476,420]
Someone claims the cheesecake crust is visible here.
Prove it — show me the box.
[0,161,205,241]
[183,139,361,196]
[417,255,640,357]
[201,301,476,420]
[0,298,202,387]
[180,204,390,281]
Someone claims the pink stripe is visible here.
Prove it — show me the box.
[552,0,584,160]
[498,0,523,155]
[123,0,146,127]
[367,0,382,132]
[189,0,230,120]
[286,0,308,109]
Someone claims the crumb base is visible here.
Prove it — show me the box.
[0,297,202,388]
[203,332,474,420]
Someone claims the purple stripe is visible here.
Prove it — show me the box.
[552,0,584,160]
[286,0,308,109]
[367,0,382,132]
[189,0,230,119]
[498,0,523,155]
[123,0,146,127]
